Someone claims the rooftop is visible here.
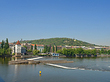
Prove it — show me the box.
[16,40,21,45]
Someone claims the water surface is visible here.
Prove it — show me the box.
[0,57,110,82]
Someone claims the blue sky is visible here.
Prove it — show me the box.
[0,0,110,46]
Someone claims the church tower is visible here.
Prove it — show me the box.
[15,40,21,56]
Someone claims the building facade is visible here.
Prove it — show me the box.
[10,40,26,56]
[31,44,44,52]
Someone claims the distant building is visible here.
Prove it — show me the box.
[31,44,44,52]
[51,53,59,56]
[37,44,44,52]
[11,40,26,56]
[21,43,31,50]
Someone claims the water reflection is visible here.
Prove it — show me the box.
[12,57,22,61]
[0,57,11,64]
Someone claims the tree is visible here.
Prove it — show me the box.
[7,48,12,55]
[62,48,68,55]
[108,50,110,55]
[23,46,27,51]
[5,38,9,49]
[35,44,36,50]
[101,48,104,54]
[31,45,33,51]
[84,50,91,55]
[55,46,57,52]
[57,50,63,54]
[76,48,84,55]
[33,50,39,55]
[43,45,48,53]
[1,40,5,49]
[52,46,54,52]
[47,46,51,52]
[104,50,107,54]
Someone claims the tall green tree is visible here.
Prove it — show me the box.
[1,40,5,49]
[5,38,9,49]
[31,45,33,51]
[101,48,104,54]
[35,44,36,50]
[55,46,57,52]
[52,46,54,53]
[108,50,110,55]
[43,45,48,53]
[47,46,51,52]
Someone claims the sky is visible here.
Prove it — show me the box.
[0,0,110,46]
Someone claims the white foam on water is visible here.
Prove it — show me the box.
[46,63,110,72]
[27,57,43,60]
[46,63,78,70]
[108,66,110,68]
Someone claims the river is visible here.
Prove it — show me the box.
[0,57,110,82]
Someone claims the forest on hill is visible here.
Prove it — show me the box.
[20,38,96,46]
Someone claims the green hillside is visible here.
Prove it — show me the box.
[21,38,96,46]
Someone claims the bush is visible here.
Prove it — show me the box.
[12,53,15,55]
[33,50,40,55]
[27,50,32,52]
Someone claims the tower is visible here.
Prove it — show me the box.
[15,40,21,56]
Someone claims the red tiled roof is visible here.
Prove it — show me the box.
[57,46,62,47]
[9,43,13,45]
[37,44,44,46]
[31,44,35,46]
[16,40,21,45]
[0,42,1,44]
[31,44,44,46]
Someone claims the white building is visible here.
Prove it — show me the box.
[11,40,26,56]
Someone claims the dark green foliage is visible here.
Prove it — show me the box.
[20,38,96,46]
[43,45,51,53]
[43,45,48,53]
[0,38,11,55]
[47,46,51,52]
[57,50,63,54]
[101,48,108,54]
[108,50,110,55]
[33,50,40,55]
[101,48,104,54]
[31,45,33,51]
[56,46,57,52]
[5,38,9,49]
[58,48,99,56]
[23,46,27,51]
[0,48,12,55]
[35,44,36,50]
[1,40,5,49]
[27,50,32,52]
[75,48,84,54]
[52,46,54,52]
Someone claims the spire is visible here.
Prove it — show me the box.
[16,40,21,45]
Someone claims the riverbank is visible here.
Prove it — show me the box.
[1,54,110,58]
[8,60,73,65]
[0,55,12,57]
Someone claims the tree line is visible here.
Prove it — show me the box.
[43,45,57,53]
[56,48,110,56]
[0,38,11,56]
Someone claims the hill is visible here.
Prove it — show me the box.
[20,38,96,46]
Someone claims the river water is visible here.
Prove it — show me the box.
[0,57,110,82]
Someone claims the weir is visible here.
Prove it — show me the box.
[46,63,78,70]
[27,57,43,60]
